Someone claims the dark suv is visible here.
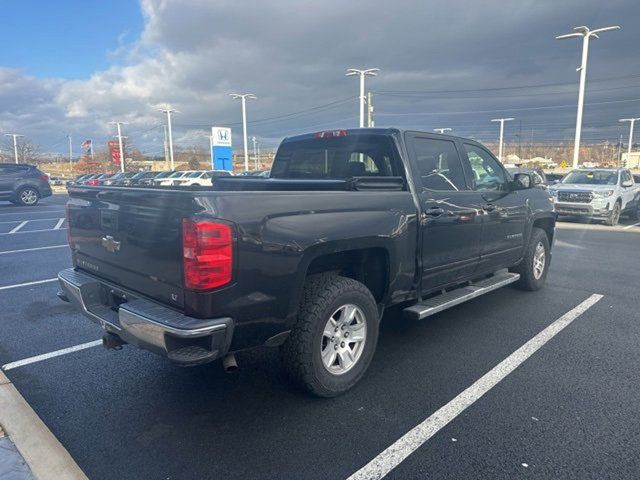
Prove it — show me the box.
[0,163,52,206]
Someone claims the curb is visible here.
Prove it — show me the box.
[0,370,87,480]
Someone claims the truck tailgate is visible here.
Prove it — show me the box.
[66,187,195,309]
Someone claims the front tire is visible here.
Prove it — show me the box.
[280,274,379,397]
[16,187,40,206]
[511,227,550,291]
[606,201,621,226]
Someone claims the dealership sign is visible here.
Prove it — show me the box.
[108,140,121,164]
[211,127,232,147]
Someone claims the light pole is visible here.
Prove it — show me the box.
[346,68,379,128]
[491,118,514,161]
[158,106,178,170]
[619,118,639,158]
[251,136,259,170]
[4,134,23,164]
[556,25,620,168]
[230,93,256,171]
[434,128,452,134]
[109,121,127,173]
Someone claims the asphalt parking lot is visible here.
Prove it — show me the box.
[1,193,640,479]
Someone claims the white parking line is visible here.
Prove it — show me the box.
[8,221,28,234]
[0,210,65,217]
[0,228,67,235]
[53,218,65,229]
[0,218,66,225]
[347,293,604,480]
[623,221,640,230]
[0,279,58,291]
[1,340,102,371]
[0,245,67,255]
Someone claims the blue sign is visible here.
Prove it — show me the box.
[212,146,233,171]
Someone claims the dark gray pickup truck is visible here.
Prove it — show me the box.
[58,128,555,396]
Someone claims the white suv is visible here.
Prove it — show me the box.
[549,168,640,226]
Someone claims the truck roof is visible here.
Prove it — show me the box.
[282,127,467,144]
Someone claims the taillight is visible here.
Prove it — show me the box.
[65,204,73,249]
[313,129,347,138]
[38,175,49,183]
[86,179,100,186]
[182,219,233,290]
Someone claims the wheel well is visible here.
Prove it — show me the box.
[533,217,554,244]
[306,248,389,303]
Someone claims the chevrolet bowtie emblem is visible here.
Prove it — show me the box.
[101,235,121,253]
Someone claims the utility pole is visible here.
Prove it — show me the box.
[346,68,379,128]
[230,93,256,171]
[433,128,452,134]
[556,25,620,169]
[109,122,127,173]
[67,133,73,171]
[159,106,178,170]
[619,118,639,164]
[4,134,23,164]
[491,118,514,161]
[251,136,258,170]
[367,92,375,127]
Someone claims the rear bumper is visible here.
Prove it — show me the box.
[57,268,233,366]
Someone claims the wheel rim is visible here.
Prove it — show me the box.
[612,204,620,224]
[20,189,37,205]
[533,241,546,280]
[320,304,367,375]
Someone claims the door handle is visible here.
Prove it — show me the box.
[483,204,496,212]
[424,207,445,217]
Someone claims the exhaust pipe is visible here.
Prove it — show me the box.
[102,332,126,350]
[222,353,238,373]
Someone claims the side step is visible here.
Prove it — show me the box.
[403,271,520,320]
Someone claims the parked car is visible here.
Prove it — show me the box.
[48,176,64,186]
[67,174,93,187]
[155,170,189,186]
[549,168,640,225]
[0,163,52,206]
[169,170,207,186]
[123,171,160,186]
[85,173,114,186]
[76,173,102,185]
[103,172,137,186]
[60,128,555,397]
[633,174,640,184]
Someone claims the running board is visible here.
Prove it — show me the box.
[403,271,520,320]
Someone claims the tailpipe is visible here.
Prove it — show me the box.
[102,332,126,350]
[222,353,238,373]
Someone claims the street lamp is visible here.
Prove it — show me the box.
[619,118,640,163]
[346,68,379,128]
[158,106,178,170]
[4,134,23,164]
[556,25,621,168]
[490,118,514,161]
[230,93,256,171]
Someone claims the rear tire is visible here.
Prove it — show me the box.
[15,187,40,206]
[510,227,550,291]
[605,201,621,226]
[280,274,379,397]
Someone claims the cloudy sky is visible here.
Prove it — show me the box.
[1,0,639,156]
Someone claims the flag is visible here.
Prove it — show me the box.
[80,139,92,149]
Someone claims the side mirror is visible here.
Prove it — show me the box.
[622,180,633,188]
[511,172,533,190]
[551,179,560,185]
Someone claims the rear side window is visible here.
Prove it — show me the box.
[271,134,402,179]
[409,137,467,191]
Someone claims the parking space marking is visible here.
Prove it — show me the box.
[0,245,67,255]
[0,278,58,291]
[0,227,67,235]
[2,340,102,371]
[623,221,640,230]
[8,221,28,234]
[0,210,65,218]
[53,218,65,229]
[347,293,603,480]
[0,218,65,225]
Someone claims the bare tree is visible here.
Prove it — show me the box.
[0,136,41,164]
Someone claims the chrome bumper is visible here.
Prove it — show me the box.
[58,268,233,366]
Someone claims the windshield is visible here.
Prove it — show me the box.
[562,170,618,185]
[271,134,402,179]
[167,171,185,178]
[185,171,202,178]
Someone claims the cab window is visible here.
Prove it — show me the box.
[463,144,507,192]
